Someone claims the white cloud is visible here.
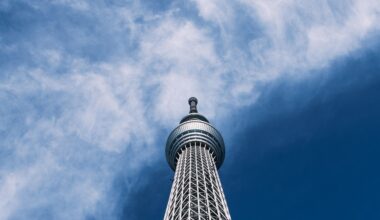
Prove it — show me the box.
[241,0,380,72]
[140,19,224,123]
[0,63,156,219]
[191,0,233,25]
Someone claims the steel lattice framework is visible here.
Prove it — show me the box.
[164,97,231,220]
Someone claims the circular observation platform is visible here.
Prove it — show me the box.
[165,97,225,171]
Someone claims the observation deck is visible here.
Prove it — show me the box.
[165,97,225,171]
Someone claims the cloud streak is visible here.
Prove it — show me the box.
[1,0,380,219]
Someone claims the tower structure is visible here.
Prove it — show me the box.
[164,97,231,220]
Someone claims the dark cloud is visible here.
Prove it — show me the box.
[222,46,380,220]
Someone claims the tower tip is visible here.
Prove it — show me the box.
[188,97,198,113]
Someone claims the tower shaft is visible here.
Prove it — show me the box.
[164,142,231,220]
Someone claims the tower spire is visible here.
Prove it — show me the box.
[188,97,198,113]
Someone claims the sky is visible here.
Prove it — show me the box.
[0,0,380,219]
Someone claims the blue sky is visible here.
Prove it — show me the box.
[1,0,380,219]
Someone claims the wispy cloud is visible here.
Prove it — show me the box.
[1,0,379,219]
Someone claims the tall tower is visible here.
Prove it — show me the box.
[164,97,231,220]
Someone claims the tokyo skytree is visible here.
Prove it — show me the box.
[164,97,231,220]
